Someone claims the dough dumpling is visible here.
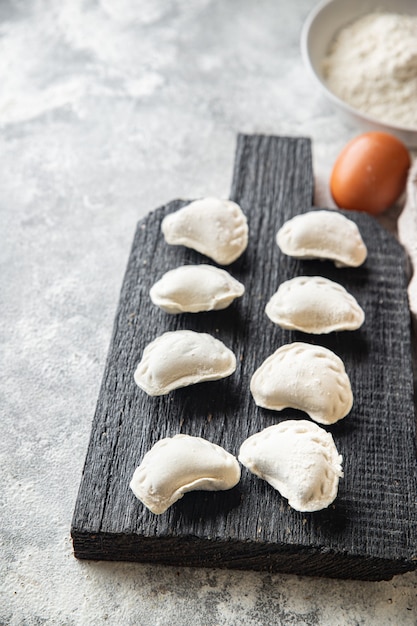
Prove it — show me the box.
[265,276,364,333]
[250,342,353,424]
[239,420,343,512]
[134,330,236,396]
[161,197,248,265]
[150,264,244,313]
[276,210,367,267]
[131,434,241,514]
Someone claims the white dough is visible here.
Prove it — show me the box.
[130,434,241,514]
[161,197,248,265]
[250,342,353,425]
[265,276,365,333]
[238,420,343,512]
[134,330,236,396]
[150,264,245,313]
[276,210,367,267]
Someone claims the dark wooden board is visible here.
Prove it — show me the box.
[71,134,417,580]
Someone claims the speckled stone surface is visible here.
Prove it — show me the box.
[1,1,416,624]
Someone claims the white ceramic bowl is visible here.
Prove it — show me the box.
[301,0,417,147]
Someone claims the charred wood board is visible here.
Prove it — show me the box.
[71,134,417,581]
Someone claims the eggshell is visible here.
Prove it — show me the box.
[330,132,411,215]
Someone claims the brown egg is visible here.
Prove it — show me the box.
[330,132,411,215]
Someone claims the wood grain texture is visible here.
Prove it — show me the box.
[71,134,417,580]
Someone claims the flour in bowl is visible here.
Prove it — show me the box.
[322,12,417,130]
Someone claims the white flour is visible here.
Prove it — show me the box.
[322,12,417,130]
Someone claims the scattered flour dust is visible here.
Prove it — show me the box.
[322,12,417,130]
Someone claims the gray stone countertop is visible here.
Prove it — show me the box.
[1,1,416,624]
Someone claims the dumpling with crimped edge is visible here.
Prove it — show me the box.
[238,420,343,512]
[134,330,236,396]
[161,197,248,265]
[130,434,241,514]
[265,275,365,333]
[276,209,367,267]
[250,342,353,425]
[150,264,245,313]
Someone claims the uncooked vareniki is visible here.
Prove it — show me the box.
[276,210,367,267]
[250,342,353,424]
[238,420,343,512]
[134,330,236,396]
[150,264,244,313]
[161,197,248,265]
[131,434,241,514]
[265,276,364,333]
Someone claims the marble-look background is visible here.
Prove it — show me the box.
[1,1,416,624]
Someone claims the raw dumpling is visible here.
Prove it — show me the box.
[238,420,343,512]
[265,276,365,333]
[276,210,367,267]
[130,434,241,514]
[250,342,353,424]
[150,264,245,313]
[161,197,248,265]
[134,330,236,396]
